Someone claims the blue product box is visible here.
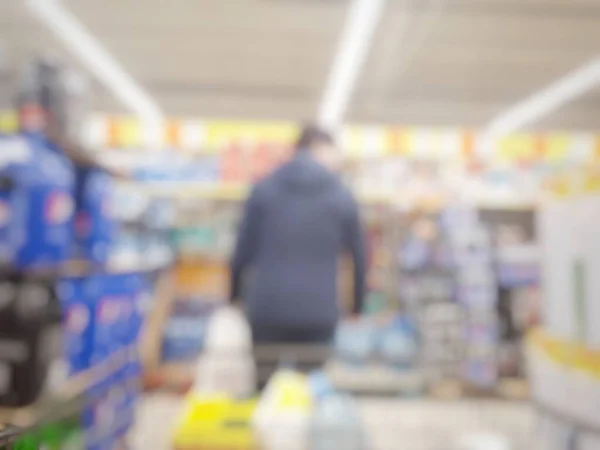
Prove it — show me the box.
[57,276,96,374]
[0,135,31,265]
[91,274,125,367]
[114,274,136,349]
[0,188,13,264]
[3,135,75,269]
[74,168,117,265]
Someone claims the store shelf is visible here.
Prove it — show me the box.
[123,181,536,210]
[326,361,425,396]
[0,256,172,281]
[123,182,248,202]
[0,346,135,430]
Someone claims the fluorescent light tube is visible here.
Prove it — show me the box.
[27,0,163,126]
[483,58,600,143]
[319,0,386,127]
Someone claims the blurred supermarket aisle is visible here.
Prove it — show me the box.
[132,394,538,450]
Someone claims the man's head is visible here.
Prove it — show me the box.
[295,124,341,171]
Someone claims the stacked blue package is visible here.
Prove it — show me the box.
[91,274,124,368]
[57,276,96,375]
[0,134,75,269]
[74,168,117,265]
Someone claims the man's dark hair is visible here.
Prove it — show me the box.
[295,124,334,152]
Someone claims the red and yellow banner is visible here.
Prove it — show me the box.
[2,111,600,166]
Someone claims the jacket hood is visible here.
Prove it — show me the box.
[274,154,338,195]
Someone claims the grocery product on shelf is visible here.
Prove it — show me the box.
[448,210,499,389]
[58,276,96,375]
[73,168,117,265]
[58,272,149,374]
[161,296,216,364]
[0,58,174,447]
[0,134,75,269]
[420,302,465,382]
[479,208,540,377]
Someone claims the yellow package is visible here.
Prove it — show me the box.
[173,394,258,450]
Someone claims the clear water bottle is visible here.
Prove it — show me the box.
[310,393,366,450]
[334,320,376,366]
[379,316,419,370]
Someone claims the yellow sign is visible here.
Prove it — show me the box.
[544,134,570,163]
[496,134,537,163]
[385,128,413,156]
[0,111,17,134]
[204,121,298,149]
[119,118,140,148]
[343,126,385,158]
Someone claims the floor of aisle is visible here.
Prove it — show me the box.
[132,393,538,450]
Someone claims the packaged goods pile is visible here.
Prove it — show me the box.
[0,61,173,448]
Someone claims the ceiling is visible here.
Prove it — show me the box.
[1,0,600,131]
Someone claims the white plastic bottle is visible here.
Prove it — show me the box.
[253,370,313,450]
[193,306,256,398]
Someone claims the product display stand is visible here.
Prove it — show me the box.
[527,185,600,450]
[527,331,600,449]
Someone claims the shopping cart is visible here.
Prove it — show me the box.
[0,424,22,449]
[254,343,331,389]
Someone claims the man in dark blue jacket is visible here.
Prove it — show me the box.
[230,125,366,344]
